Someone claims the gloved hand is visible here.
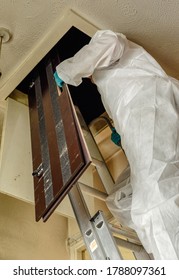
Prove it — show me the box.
[54,71,64,88]
[111,127,121,147]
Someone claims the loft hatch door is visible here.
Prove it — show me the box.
[28,60,91,222]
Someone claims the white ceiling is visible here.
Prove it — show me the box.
[0,0,179,100]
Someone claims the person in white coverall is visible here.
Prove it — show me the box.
[54,30,179,259]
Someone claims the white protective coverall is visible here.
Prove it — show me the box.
[56,30,179,259]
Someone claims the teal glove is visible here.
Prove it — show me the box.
[111,127,121,147]
[54,71,64,88]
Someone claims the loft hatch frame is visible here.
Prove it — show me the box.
[0,9,99,101]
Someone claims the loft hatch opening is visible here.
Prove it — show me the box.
[17,26,105,125]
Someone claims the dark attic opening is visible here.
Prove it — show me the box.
[17,26,105,125]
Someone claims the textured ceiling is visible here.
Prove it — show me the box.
[0,0,179,100]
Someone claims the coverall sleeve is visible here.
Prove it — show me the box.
[56,30,126,86]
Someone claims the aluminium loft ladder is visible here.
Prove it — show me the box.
[68,108,151,260]
[68,107,122,260]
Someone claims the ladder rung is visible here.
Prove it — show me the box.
[79,182,108,201]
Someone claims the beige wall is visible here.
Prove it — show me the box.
[0,193,69,260]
